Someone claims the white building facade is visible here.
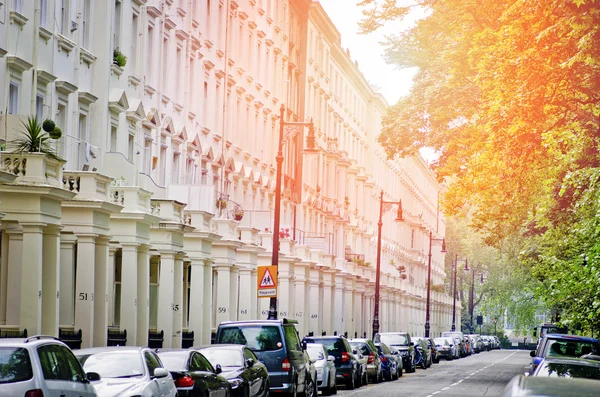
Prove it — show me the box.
[0,0,459,347]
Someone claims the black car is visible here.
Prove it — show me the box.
[302,335,363,390]
[374,342,402,380]
[157,349,232,397]
[197,345,270,397]
[373,332,415,373]
[215,319,311,396]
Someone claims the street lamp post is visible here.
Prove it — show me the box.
[372,190,404,339]
[425,231,447,338]
[464,262,484,333]
[267,105,314,320]
[452,255,468,332]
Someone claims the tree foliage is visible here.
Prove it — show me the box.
[359,0,600,333]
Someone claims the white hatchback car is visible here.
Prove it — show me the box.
[0,335,99,396]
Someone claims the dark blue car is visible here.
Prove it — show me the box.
[529,334,599,374]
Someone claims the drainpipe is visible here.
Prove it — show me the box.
[30,0,41,116]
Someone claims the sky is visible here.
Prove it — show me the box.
[317,0,423,105]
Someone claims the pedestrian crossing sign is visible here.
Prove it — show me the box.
[257,266,278,298]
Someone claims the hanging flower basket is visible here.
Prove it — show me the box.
[234,207,244,221]
[216,198,228,210]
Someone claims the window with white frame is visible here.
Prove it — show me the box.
[113,0,122,50]
[39,0,47,27]
[172,151,180,184]
[176,46,182,101]
[8,82,19,115]
[159,140,167,186]
[185,155,195,184]
[110,123,118,152]
[143,128,153,174]
[146,24,154,84]
[59,0,69,35]
[130,11,139,74]
[56,101,67,158]
[35,94,44,120]
[82,0,91,48]
[128,131,135,162]
[12,0,22,13]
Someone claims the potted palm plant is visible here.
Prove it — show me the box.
[12,116,61,160]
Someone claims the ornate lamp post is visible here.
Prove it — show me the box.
[372,190,404,338]
[452,255,468,331]
[464,262,484,333]
[425,231,447,338]
[267,105,314,320]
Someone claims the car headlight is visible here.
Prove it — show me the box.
[229,378,244,389]
[316,367,323,375]
[400,351,408,356]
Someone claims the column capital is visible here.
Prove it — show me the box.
[95,235,111,246]
[75,233,98,243]
[137,244,151,254]
[44,224,63,235]
[121,242,140,251]
[20,222,47,232]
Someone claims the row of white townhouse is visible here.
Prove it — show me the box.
[0,0,459,348]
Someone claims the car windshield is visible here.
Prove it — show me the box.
[536,362,600,380]
[378,334,408,346]
[219,326,283,352]
[434,338,448,346]
[349,342,370,356]
[0,347,33,384]
[306,345,325,361]
[545,340,597,358]
[303,338,346,359]
[199,348,243,368]
[78,352,145,378]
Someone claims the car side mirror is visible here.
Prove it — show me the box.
[153,368,169,378]
[215,364,223,374]
[301,341,308,351]
[353,349,358,355]
[328,355,335,362]
[309,358,317,364]
[86,372,101,382]
[530,351,536,358]
[246,358,255,368]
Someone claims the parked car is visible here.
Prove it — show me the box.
[411,337,432,369]
[502,375,599,397]
[529,334,599,374]
[214,319,310,396]
[373,332,415,373]
[467,334,483,353]
[374,342,402,380]
[433,337,457,360]
[348,339,383,383]
[426,337,440,364]
[302,335,364,389]
[156,349,232,397]
[0,336,98,397]
[305,343,337,395]
[193,344,269,397]
[531,357,600,380]
[76,346,177,397]
[442,331,465,357]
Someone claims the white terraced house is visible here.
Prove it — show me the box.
[0,0,459,348]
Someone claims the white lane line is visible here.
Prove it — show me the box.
[451,382,460,386]
[441,387,450,390]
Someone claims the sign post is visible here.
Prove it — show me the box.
[257,266,278,298]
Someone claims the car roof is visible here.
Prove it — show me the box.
[219,319,298,326]
[0,336,66,347]
[75,346,146,355]
[544,334,598,343]
[376,332,408,335]
[348,338,369,342]
[538,357,600,368]
[303,336,345,340]
[505,375,600,397]
[194,344,244,350]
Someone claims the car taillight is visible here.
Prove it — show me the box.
[341,352,349,363]
[282,358,291,371]
[175,375,195,388]
[25,391,43,397]
[380,356,387,363]
[367,353,375,364]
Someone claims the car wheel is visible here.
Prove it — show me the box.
[263,382,271,397]
[392,364,398,380]
[346,370,355,390]
[308,377,317,397]
[331,380,337,395]
[355,369,362,388]
[398,365,403,378]
[288,381,298,397]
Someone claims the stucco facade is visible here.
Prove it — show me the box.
[0,0,459,347]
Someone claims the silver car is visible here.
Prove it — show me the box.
[76,346,177,397]
[0,335,98,396]
[306,343,337,395]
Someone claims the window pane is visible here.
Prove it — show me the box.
[219,325,283,352]
[0,347,33,384]
[283,325,301,352]
[8,83,18,115]
[37,344,86,382]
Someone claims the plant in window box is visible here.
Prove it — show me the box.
[234,207,244,221]
[113,47,127,67]
[11,116,61,160]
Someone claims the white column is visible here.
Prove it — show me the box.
[75,234,96,348]
[333,275,344,335]
[136,246,151,347]
[343,279,354,337]
[354,289,363,338]
[172,254,184,348]
[322,273,334,335]
[42,226,61,336]
[6,228,23,325]
[93,236,110,346]
[0,228,8,324]
[229,266,239,321]
[120,244,139,345]
[157,252,175,348]
[294,265,308,337]
[201,260,213,344]
[307,269,320,336]
[250,268,258,319]
[215,265,231,325]
[238,268,253,321]
[188,258,205,343]
[278,271,293,320]
[21,223,46,334]
[59,235,77,326]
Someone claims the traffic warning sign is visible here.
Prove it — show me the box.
[257,266,278,298]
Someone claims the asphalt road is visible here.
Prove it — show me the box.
[332,349,531,397]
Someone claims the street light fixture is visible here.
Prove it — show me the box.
[452,255,468,332]
[267,105,314,320]
[464,262,484,333]
[425,231,447,338]
[372,190,404,338]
